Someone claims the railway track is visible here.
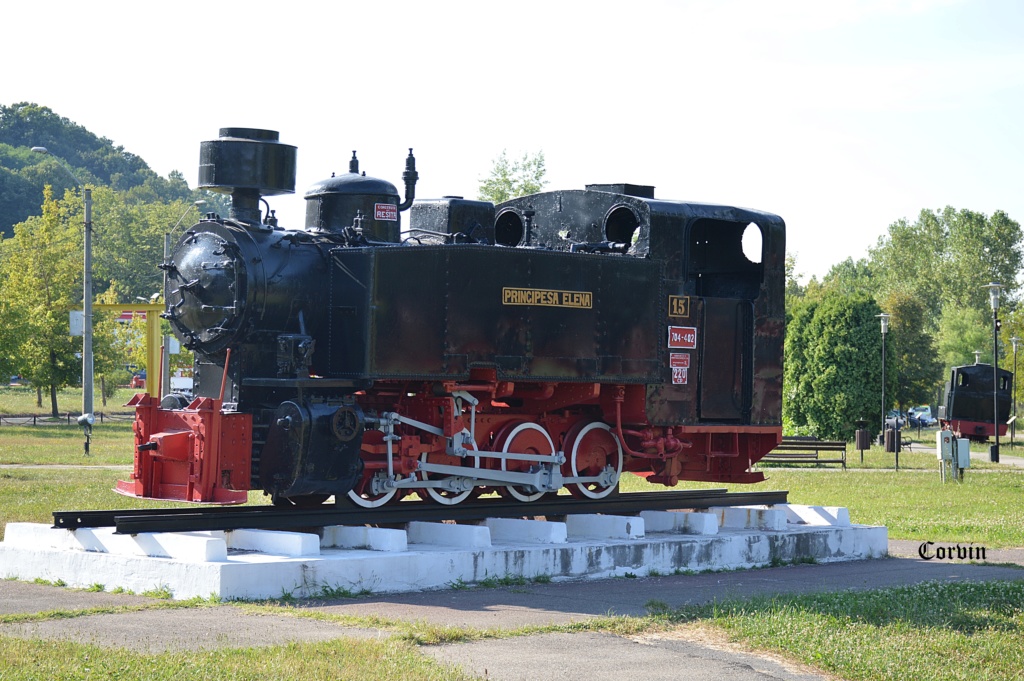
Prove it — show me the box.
[53,489,788,535]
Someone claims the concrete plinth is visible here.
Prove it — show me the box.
[0,505,887,601]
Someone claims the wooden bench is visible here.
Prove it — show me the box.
[759,436,847,469]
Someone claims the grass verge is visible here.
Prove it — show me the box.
[0,636,475,681]
[2,581,1021,681]
[656,579,1024,681]
[2,425,1023,679]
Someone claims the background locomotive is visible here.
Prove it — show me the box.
[117,128,786,507]
[939,363,1012,441]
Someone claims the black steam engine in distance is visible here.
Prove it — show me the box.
[117,128,786,508]
[939,363,1012,442]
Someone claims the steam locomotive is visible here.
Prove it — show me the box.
[117,128,785,507]
[939,363,1012,441]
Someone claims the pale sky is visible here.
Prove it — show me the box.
[5,0,1023,281]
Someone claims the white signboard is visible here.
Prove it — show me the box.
[69,311,84,337]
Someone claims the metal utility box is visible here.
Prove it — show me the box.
[936,430,970,482]
[957,438,971,468]
[936,431,970,465]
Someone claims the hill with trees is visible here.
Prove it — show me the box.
[0,103,217,414]
[0,103,211,238]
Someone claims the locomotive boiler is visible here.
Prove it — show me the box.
[117,128,786,507]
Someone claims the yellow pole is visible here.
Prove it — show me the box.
[93,303,166,397]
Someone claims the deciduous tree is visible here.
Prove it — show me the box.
[784,291,891,440]
[477,150,547,204]
[880,290,944,410]
[0,186,82,415]
[870,207,1023,323]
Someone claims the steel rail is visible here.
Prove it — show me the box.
[52,489,788,535]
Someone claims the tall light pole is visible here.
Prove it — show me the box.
[983,282,1003,463]
[878,312,890,446]
[32,147,95,452]
[1011,335,1021,449]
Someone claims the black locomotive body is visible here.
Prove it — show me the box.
[118,128,785,507]
[939,363,1012,441]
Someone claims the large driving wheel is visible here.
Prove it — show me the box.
[420,438,481,506]
[496,421,554,503]
[562,420,623,499]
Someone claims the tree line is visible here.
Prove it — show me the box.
[786,207,1023,440]
[4,102,1019,437]
[0,104,220,414]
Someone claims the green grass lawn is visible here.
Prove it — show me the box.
[0,422,136,465]
[2,424,1023,680]
[659,580,1024,681]
[0,385,139,416]
[0,636,475,681]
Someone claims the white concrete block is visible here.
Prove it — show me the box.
[407,522,491,547]
[3,523,69,550]
[715,507,787,531]
[321,525,408,552]
[226,529,320,557]
[781,505,851,527]
[565,514,644,540]
[485,517,567,544]
[144,532,228,561]
[0,510,889,601]
[640,510,718,535]
[56,527,227,562]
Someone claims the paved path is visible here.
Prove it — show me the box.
[2,543,1022,680]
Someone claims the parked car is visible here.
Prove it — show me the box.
[908,405,936,427]
[885,410,907,429]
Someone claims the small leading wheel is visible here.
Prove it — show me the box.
[562,420,623,499]
[496,421,554,503]
[347,432,399,508]
[346,474,398,508]
[420,439,481,506]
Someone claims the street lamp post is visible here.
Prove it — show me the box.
[31,147,94,453]
[1011,336,1021,449]
[983,282,1003,463]
[878,312,890,447]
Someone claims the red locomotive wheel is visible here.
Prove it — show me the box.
[346,431,399,508]
[495,421,555,502]
[346,474,398,508]
[561,420,623,499]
